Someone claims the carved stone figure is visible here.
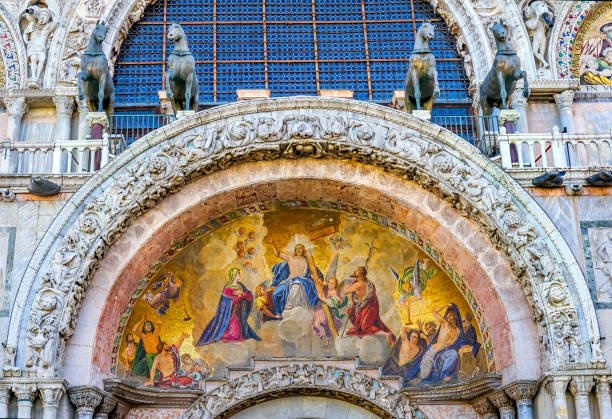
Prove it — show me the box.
[21,5,57,88]
[595,231,612,282]
[166,23,199,112]
[523,1,554,70]
[404,21,440,112]
[77,20,115,115]
[28,176,60,196]
[479,21,529,116]
[532,170,565,187]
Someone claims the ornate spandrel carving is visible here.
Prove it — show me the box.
[68,387,103,416]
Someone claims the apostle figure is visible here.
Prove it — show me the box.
[22,6,57,86]
[146,332,195,389]
[196,267,260,345]
[418,303,478,384]
[343,266,395,344]
[269,243,322,315]
[131,316,162,377]
[382,327,427,380]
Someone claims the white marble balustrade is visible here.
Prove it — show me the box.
[0,136,109,175]
[499,132,612,170]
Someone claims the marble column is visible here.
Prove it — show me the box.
[53,96,75,142]
[472,396,498,419]
[38,383,66,419]
[0,384,10,418]
[77,98,90,140]
[546,377,570,419]
[569,376,594,419]
[12,383,37,419]
[595,376,612,419]
[3,97,29,141]
[553,90,575,134]
[110,400,129,419]
[489,390,515,419]
[69,387,103,419]
[510,91,529,133]
[94,396,117,419]
[505,381,539,419]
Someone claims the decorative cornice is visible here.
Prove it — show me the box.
[527,79,579,97]
[7,98,595,383]
[104,379,202,408]
[400,374,501,402]
[0,87,78,98]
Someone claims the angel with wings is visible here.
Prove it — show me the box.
[391,258,436,325]
[311,254,348,345]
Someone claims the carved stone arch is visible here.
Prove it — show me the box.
[0,3,26,88]
[181,364,412,419]
[6,97,598,381]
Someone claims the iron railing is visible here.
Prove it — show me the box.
[107,113,499,158]
[432,115,500,157]
[108,114,175,156]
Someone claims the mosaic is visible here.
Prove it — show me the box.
[0,18,20,88]
[571,2,612,85]
[112,201,494,390]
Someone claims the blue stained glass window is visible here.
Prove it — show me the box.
[113,0,470,109]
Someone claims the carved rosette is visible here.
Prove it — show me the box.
[182,364,409,419]
[18,98,591,379]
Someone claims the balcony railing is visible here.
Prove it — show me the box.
[0,139,108,175]
[499,132,612,169]
[431,115,500,157]
[109,114,175,156]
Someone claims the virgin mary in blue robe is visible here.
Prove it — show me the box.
[196,268,260,346]
[270,261,321,316]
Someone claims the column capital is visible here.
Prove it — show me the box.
[489,389,515,411]
[545,376,570,395]
[2,97,29,117]
[111,400,130,418]
[505,380,539,402]
[510,90,528,108]
[472,395,497,417]
[86,112,109,130]
[595,375,611,393]
[52,96,75,117]
[38,382,66,408]
[569,375,595,396]
[69,386,103,416]
[77,97,89,113]
[94,395,117,419]
[0,384,10,404]
[553,90,575,112]
[11,383,37,402]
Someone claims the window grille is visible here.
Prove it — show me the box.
[113,0,471,110]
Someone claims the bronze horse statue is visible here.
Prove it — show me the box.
[77,20,114,116]
[479,21,529,116]
[404,21,440,112]
[166,23,199,112]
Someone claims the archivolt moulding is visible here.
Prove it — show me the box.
[7,97,598,381]
[0,4,26,88]
[180,364,412,419]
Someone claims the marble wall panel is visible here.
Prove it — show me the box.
[526,102,560,133]
[574,101,612,134]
